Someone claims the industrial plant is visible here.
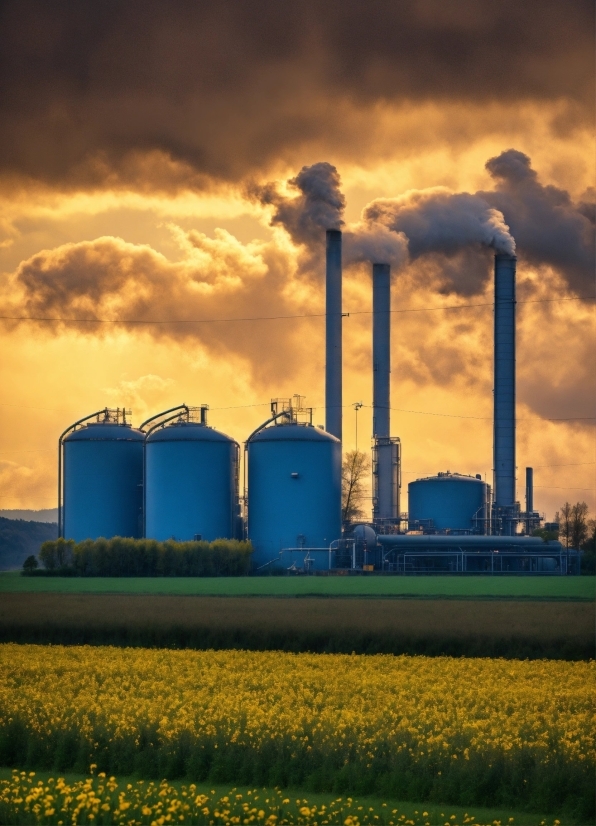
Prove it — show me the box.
[57,230,578,575]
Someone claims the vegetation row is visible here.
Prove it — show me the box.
[0,771,549,826]
[26,537,253,577]
[1,618,592,662]
[0,645,592,821]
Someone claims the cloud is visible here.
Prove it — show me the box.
[0,1,592,190]
[0,459,54,509]
[0,229,319,385]
[103,374,175,418]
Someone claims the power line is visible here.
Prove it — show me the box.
[532,462,596,468]
[0,294,592,327]
[534,486,596,491]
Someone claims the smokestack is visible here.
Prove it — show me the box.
[373,263,390,440]
[372,263,400,522]
[525,467,533,513]
[493,253,517,534]
[326,230,342,441]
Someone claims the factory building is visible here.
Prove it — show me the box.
[56,230,580,574]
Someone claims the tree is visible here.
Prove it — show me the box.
[559,502,572,548]
[342,450,371,525]
[570,502,589,550]
[22,555,38,574]
[582,518,596,554]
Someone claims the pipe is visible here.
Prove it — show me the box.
[526,467,534,513]
[493,253,517,533]
[325,229,342,441]
[377,533,560,550]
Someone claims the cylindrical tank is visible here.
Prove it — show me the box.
[408,472,489,533]
[247,422,341,570]
[145,419,239,541]
[62,419,144,541]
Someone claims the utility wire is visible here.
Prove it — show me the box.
[0,294,593,326]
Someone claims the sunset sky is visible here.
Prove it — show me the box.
[0,0,594,520]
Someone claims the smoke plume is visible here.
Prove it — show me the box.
[253,162,345,247]
[363,189,515,261]
[480,149,595,294]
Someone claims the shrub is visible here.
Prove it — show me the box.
[37,537,253,577]
[21,555,38,575]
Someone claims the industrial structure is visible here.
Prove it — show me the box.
[371,262,401,528]
[246,396,341,571]
[142,404,240,542]
[56,229,580,574]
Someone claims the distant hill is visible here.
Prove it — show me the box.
[0,508,58,523]
[0,517,58,571]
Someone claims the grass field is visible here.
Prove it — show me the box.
[0,770,562,825]
[1,593,593,659]
[1,571,593,599]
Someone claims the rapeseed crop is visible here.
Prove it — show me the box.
[0,770,562,826]
[0,646,593,818]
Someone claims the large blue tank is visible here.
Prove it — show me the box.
[408,472,490,533]
[62,418,144,541]
[247,421,341,570]
[145,418,239,541]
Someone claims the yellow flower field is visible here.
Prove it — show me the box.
[0,645,593,818]
[0,771,564,826]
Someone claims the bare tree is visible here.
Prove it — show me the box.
[559,502,572,548]
[342,450,371,525]
[585,518,596,553]
[570,501,589,549]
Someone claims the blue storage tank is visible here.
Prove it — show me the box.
[247,413,341,570]
[144,410,239,542]
[408,471,490,533]
[60,410,144,541]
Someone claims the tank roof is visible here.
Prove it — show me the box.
[146,421,235,443]
[410,471,485,484]
[64,422,145,442]
[250,422,340,443]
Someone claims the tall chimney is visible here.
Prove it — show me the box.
[326,230,342,441]
[525,466,533,514]
[372,263,390,441]
[372,263,400,522]
[493,253,517,534]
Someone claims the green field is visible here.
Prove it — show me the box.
[0,770,562,826]
[1,571,593,599]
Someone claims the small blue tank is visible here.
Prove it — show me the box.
[408,472,489,533]
[144,412,239,542]
[62,412,144,541]
[247,410,341,571]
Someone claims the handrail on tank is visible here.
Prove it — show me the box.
[139,404,189,432]
[57,408,112,538]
